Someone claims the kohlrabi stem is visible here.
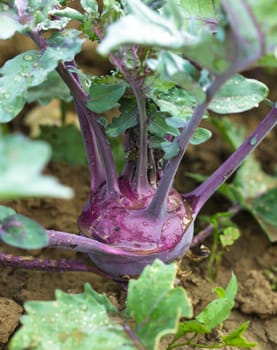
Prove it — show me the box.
[130,81,150,193]
[46,230,140,257]
[73,99,106,192]
[146,76,228,218]
[28,30,119,195]
[0,252,97,273]
[57,63,119,195]
[185,106,277,215]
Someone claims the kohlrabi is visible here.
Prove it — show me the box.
[0,0,276,281]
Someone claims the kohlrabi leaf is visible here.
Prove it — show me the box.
[211,116,245,150]
[37,125,87,166]
[211,116,277,242]
[87,82,126,113]
[253,188,277,228]
[234,157,277,202]
[247,0,277,62]
[106,98,138,137]
[161,140,180,160]
[209,75,268,114]
[150,86,197,119]
[0,205,16,221]
[222,0,264,71]
[0,30,83,122]
[178,0,220,19]
[147,51,205,102]
[26,71,72,105]
[9,284,135,350]
[126,259,192,350]
[0,214,48,249]
[49,7,84,22]
[190,128,212,145]
[222,322,257,348]
[194,273,237,332]
[97,0,195,55]
[0,135,73,200]
[81,0,99,14]
[0,10,23,39]
[149,112,180,137]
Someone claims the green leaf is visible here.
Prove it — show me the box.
[222,321,257,348]
[81,0,98,14]
[37,125,87,166]
[222,0,264,71]
[247,0,277,59]
[253,188,277,229]
[97,0,194,55]
[149,113,180,137]
[224,273,238,301]
[26,71,72,105]
[49,8,84,22]
[161,140,180,160]
[9,284,134,350]
[182,30,233,74]
[209,75,268,114]
[87,82,126,113]
[195,274,237,332]
[0,11,23,39]
[176,319,209,337]
[0,214,48,249]
[220,226,240,247]
[190,128,212,145]
[127,259,192,350]
[0,205,16,221]
[234,157,277,200]
[148,51,205,102]
[0,135,73,200]
[212,117,277,242]
[0,30,83,122]
[106,98,138,137]
[179,0,220,19]
[211,116,245,150]
[150,86,197,119]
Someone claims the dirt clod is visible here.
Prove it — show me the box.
[0,298,23,344]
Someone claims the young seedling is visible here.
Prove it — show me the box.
[0,0,276,281]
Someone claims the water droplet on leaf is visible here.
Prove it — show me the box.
[23,54,34,61]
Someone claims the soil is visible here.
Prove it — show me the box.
[1,25,277,350]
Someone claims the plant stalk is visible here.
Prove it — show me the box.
[146,76,228,218]
[130,81,150,193]
[0,252,97,273]
[185,106,277,215]
[28,30,119,195]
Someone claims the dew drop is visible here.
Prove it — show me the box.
[80,304,88,311]
[250,136,257,145]
[23,54,34,61]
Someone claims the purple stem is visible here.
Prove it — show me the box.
[185,106,277,215]
[191,205,241,247]
[46,230,140,257]
[28,30,119,195]
[73,99,106,192]
[146,76,228,218]
[0,252,98,273]
[130,81,150,193]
